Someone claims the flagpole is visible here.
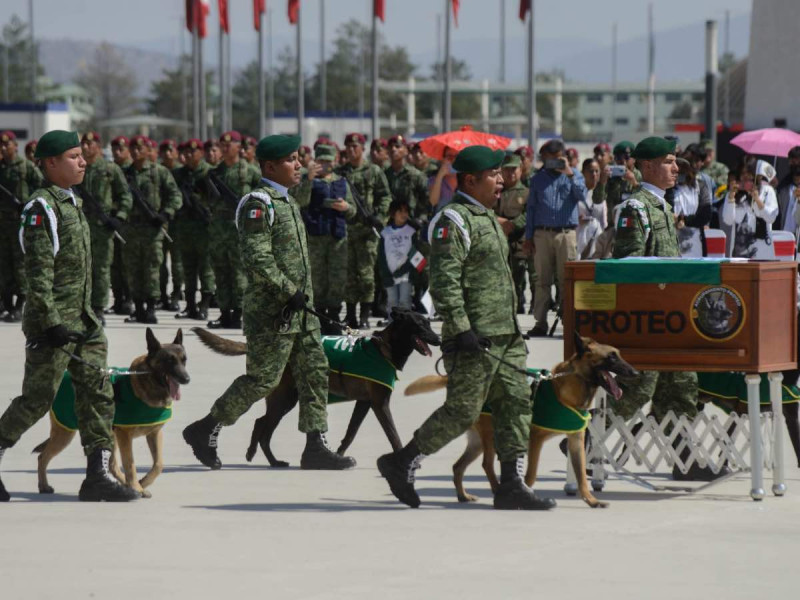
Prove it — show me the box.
[268,8,274,134]
[219,18,225,133]
[320,0,327,112]
[226,23,231,130]
[199,31,207,139]
[258,7,265,137]
[180,14,188,131]
[611,21,617,141]
[443,0,451,133]
[371,0,379,140]
[296,0,304,139]
[647,2,655,135]
[193,21,201,138]
[526,0,536,147]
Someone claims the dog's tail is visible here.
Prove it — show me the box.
[404,375,448,396]
[32,439,49,454]
[191,327,247,356]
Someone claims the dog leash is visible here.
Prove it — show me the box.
[436,343,569,382]
[274,303,361,340]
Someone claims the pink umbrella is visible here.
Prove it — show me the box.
[418,126,511,161]
[729,128,800,157]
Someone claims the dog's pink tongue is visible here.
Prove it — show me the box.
[168,377,181,401]
[603,371,623,401]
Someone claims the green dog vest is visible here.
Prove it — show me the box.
[482,369,590,434]
[51,370,173,431]
[322,336,397,404]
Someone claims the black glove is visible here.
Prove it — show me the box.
[368,215,384,230]
[452,330,492,353]
[104,216,122,231]
[44,325,82,348]
[286,290,307,311]
[151,212,169,227]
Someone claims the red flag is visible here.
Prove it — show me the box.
[288,0,299,25]
[451,0,460,27]
[374,0,385,22]
[185,0,194,32]
[187,0,210,38]
[253,0,266,31]
[519,0,531,21]
[218,0,229,33]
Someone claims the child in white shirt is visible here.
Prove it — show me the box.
[378,200,425,321]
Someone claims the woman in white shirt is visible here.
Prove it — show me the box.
[576,158,607,258]
[672,158,712,256]
[720,159,779,258]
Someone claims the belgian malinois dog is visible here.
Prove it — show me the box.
[191,308,441,466]
[405,333,637,508]
[34,328,189,498]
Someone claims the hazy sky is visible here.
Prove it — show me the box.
[1,0,752,81]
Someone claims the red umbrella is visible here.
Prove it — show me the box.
[418,126,511,161]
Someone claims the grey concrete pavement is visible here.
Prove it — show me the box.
[0,310,798,600]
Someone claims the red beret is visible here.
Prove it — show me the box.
[182,139,203,151]
[593,142,611,153]
[409,142,424,153]
[298,144,311,157]
[220,130,242,143]
[370,138,388,151]
[146,137,157,149]
[514,146,533,159]
[566,147,578,159]
[243,136,258,148]
[25,139,37,150]
[0,131,16,143]
[159,139,176,151]
[129,135,149,148]
[344,133,366,146]
[204,139,219,150]
[81,131,101,144]
[111,136,129,147]
[388,135,406,147]
[314,136,333,149]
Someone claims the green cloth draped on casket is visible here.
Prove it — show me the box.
[594,258,724,284]
[697,372,800,412]
[481,369,590,434]
[51,371,173,431]
[322,336,397,404]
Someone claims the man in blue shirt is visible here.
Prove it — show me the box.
[522,139,587,336]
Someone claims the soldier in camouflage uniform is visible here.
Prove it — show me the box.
[293,144,356,332]
[409,142,440,179]
[207,131,262,329]
[121,135,182,325]
[158,139,184,311]
[241,136,258,165]
[495,153,534,314]
[172,139,216,321]
[182,135,356,472]
[612,137,722,481]
[24,139,37,162]
[0,131,43,322]
[109,136,134,315]
[335,133,392,329]
[79,132,132,323]
[593,141,642,215]
[377,145,555,511]
[0,130,138,502]
[514,146,535,188]
[700,139,729,189]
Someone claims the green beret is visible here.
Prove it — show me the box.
[501,154,521,168]
[452,145,505,174]
[255,134,301,161]
[631,136,677,160]
[314,144,337,161]
[700,138,714,150]
[34,130,80,159]
[612,141,635,156]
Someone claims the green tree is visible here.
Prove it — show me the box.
[76,42,139,125]
[416,58,481,131]
[0,14,45,103]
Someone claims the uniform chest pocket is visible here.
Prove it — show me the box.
[273,213,296,243]
[652,219,667,231]
[469,225,497,261]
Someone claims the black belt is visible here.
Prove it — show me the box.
[536,226,576,232]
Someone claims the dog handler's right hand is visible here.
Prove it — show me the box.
[44,325,82,348]
[286,290,307,312]
[453,330,492,353]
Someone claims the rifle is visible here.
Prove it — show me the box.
[0,181,21,207]
[347,181,381,238]
[177,177,212,224]
[124,167,174,243]
[207,170,241,210]
[74,184,126,244]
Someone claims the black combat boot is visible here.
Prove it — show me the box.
[196,293,212,321]
[208,309,232,329]
[125,301,146,323]
[323,307,344,335]
[78,448,140,502]
[671,434,732,482]
[0,292,12,319]
[0,447,9,502]
[166,291,182,312]
[176,297,197,320]
[4,294,24,322]
[142,299,159,324]
[345,303,359,329]
[377,440,425,508]
[358,303,372,330]
[494,457,557,510]
[229,308,242,329]
[182,414,223,469]
[209,294,219,309]
[300,432,357,470]
[92,307,106,327]
[119,298,134,316]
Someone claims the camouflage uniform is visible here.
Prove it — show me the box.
[494,181,535,310]
[612,186,697,418]
[294,172,357,311]
[335,161,392,304]
[122,161,182,303]
[209,183,329,432]
[593,167,642,215]
[0,155,43,310]
[208,159,261,313]
[414,193,530,461]
[172,161,215,304]
[111,159,133,311]
[0,185,115,454]
[701,161,729,189]
[81,157,132,311]
[159,162,184,308]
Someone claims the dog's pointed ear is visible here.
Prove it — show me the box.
[146,327,161,356]
[173,328,183,347]
[573,331,586,358]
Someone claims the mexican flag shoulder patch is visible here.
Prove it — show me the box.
[28,214,43,227]
[248,208,263,219]
[434,226,448,240]
[617,216,631,228]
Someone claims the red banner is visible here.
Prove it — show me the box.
[218,0,229,33]
[186,0,210,38]
[374,0,385,22]
[451,0,460,27]
[519,0,531,21]
[288,0,299,25]
[253,0,266,31]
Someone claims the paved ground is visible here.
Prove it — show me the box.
[0,309,798,600]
